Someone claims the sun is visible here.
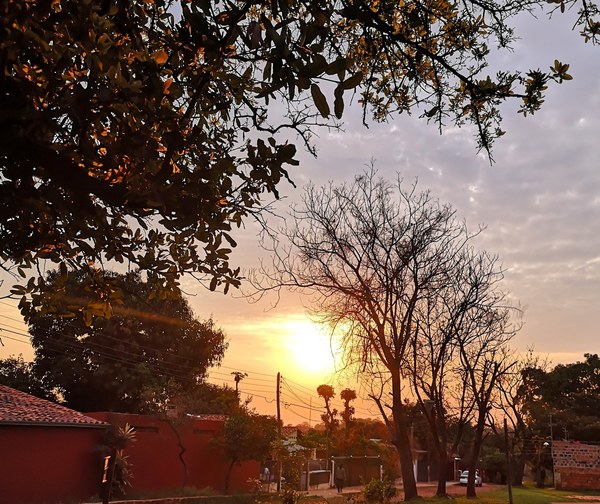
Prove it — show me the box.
[282,318,338,378]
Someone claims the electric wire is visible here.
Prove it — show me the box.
[2,302,319,398]
[5,319,595,445]
[0,332,32,346]
[283,403,314,423]
[280,380,323,412]
[0,311,29,325]
[0,322,209,378]
[0,300,279,383]
[0,322,231,386]
[0,309,278,386]
[4,328,292,416]
[281,375,373,416]
[0,300,372,422]
[0,322,284,413]
[0,323,286,413]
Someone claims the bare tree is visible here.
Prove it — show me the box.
[409,247,520,495]
[252,168,517,500]
[458,307,519,497]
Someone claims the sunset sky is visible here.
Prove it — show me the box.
[1,8,599,425]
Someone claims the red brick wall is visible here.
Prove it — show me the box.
[0,424,105,504]
[89,412,260,496]
[552,440,600,490]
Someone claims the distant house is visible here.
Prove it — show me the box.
[551,440,600,490]
[0,385,108,504]
[282,425,301,443]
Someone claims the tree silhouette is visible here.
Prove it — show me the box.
[254,168,519,499]
[340,389,357,430]
[317,384,339,436]
[25,270,226,413]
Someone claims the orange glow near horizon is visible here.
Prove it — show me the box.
[220,312,344,389]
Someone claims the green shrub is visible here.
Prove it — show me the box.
[363,478,396,504]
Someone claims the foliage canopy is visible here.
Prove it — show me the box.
[220,409,278,493]
[24,270,227,413]
[1,0,597,310]
[520,353,600,442]
[0,354,54,400]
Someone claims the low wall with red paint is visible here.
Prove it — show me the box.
[552,440,600,490]
[0,424,105,504]
[89,412,260,496]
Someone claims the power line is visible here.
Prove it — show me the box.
[0,302,374,420]
[281,384,317,409]
[211,362,278,379]
[0,332,32,346]
[208,369,276,383]
[0,324,306,412]
[283,375,321,395]
[0,315,273,386]
[0,311,28,325]
[0,322,212,385]
[283,403,314,423]
[0,300,282,384]
[281,375,373,416]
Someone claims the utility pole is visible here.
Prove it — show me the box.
[504,418,514,504]
[276,372,282,492]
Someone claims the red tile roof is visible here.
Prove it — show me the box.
[282,426,299,438]
[0,385,108,427]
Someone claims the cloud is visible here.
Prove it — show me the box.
[186,9,600,377]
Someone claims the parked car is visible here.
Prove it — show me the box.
[459,470,482,486]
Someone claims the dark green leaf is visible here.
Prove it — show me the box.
[311,84,330,117]
[340,72,363,90]
[334,93,344,119]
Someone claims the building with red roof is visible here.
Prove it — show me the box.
[0,384,108,426]
[0,386,262,502]
[0,385,108,504]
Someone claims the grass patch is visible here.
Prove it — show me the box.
[420,485,600,504]
[484,485,579,503]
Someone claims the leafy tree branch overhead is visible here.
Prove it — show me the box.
[1,0,596,314]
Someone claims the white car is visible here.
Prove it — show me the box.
[459,470,482,486]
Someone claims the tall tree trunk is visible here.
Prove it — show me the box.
[393,420,418,501]
[436,450,448,496]
[512,452,525,486]
[391,370,418,501]
[430,411,449,497]
[466,412,486,498]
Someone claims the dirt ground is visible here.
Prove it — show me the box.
[416,482,505,498]
[308,481,506,500]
